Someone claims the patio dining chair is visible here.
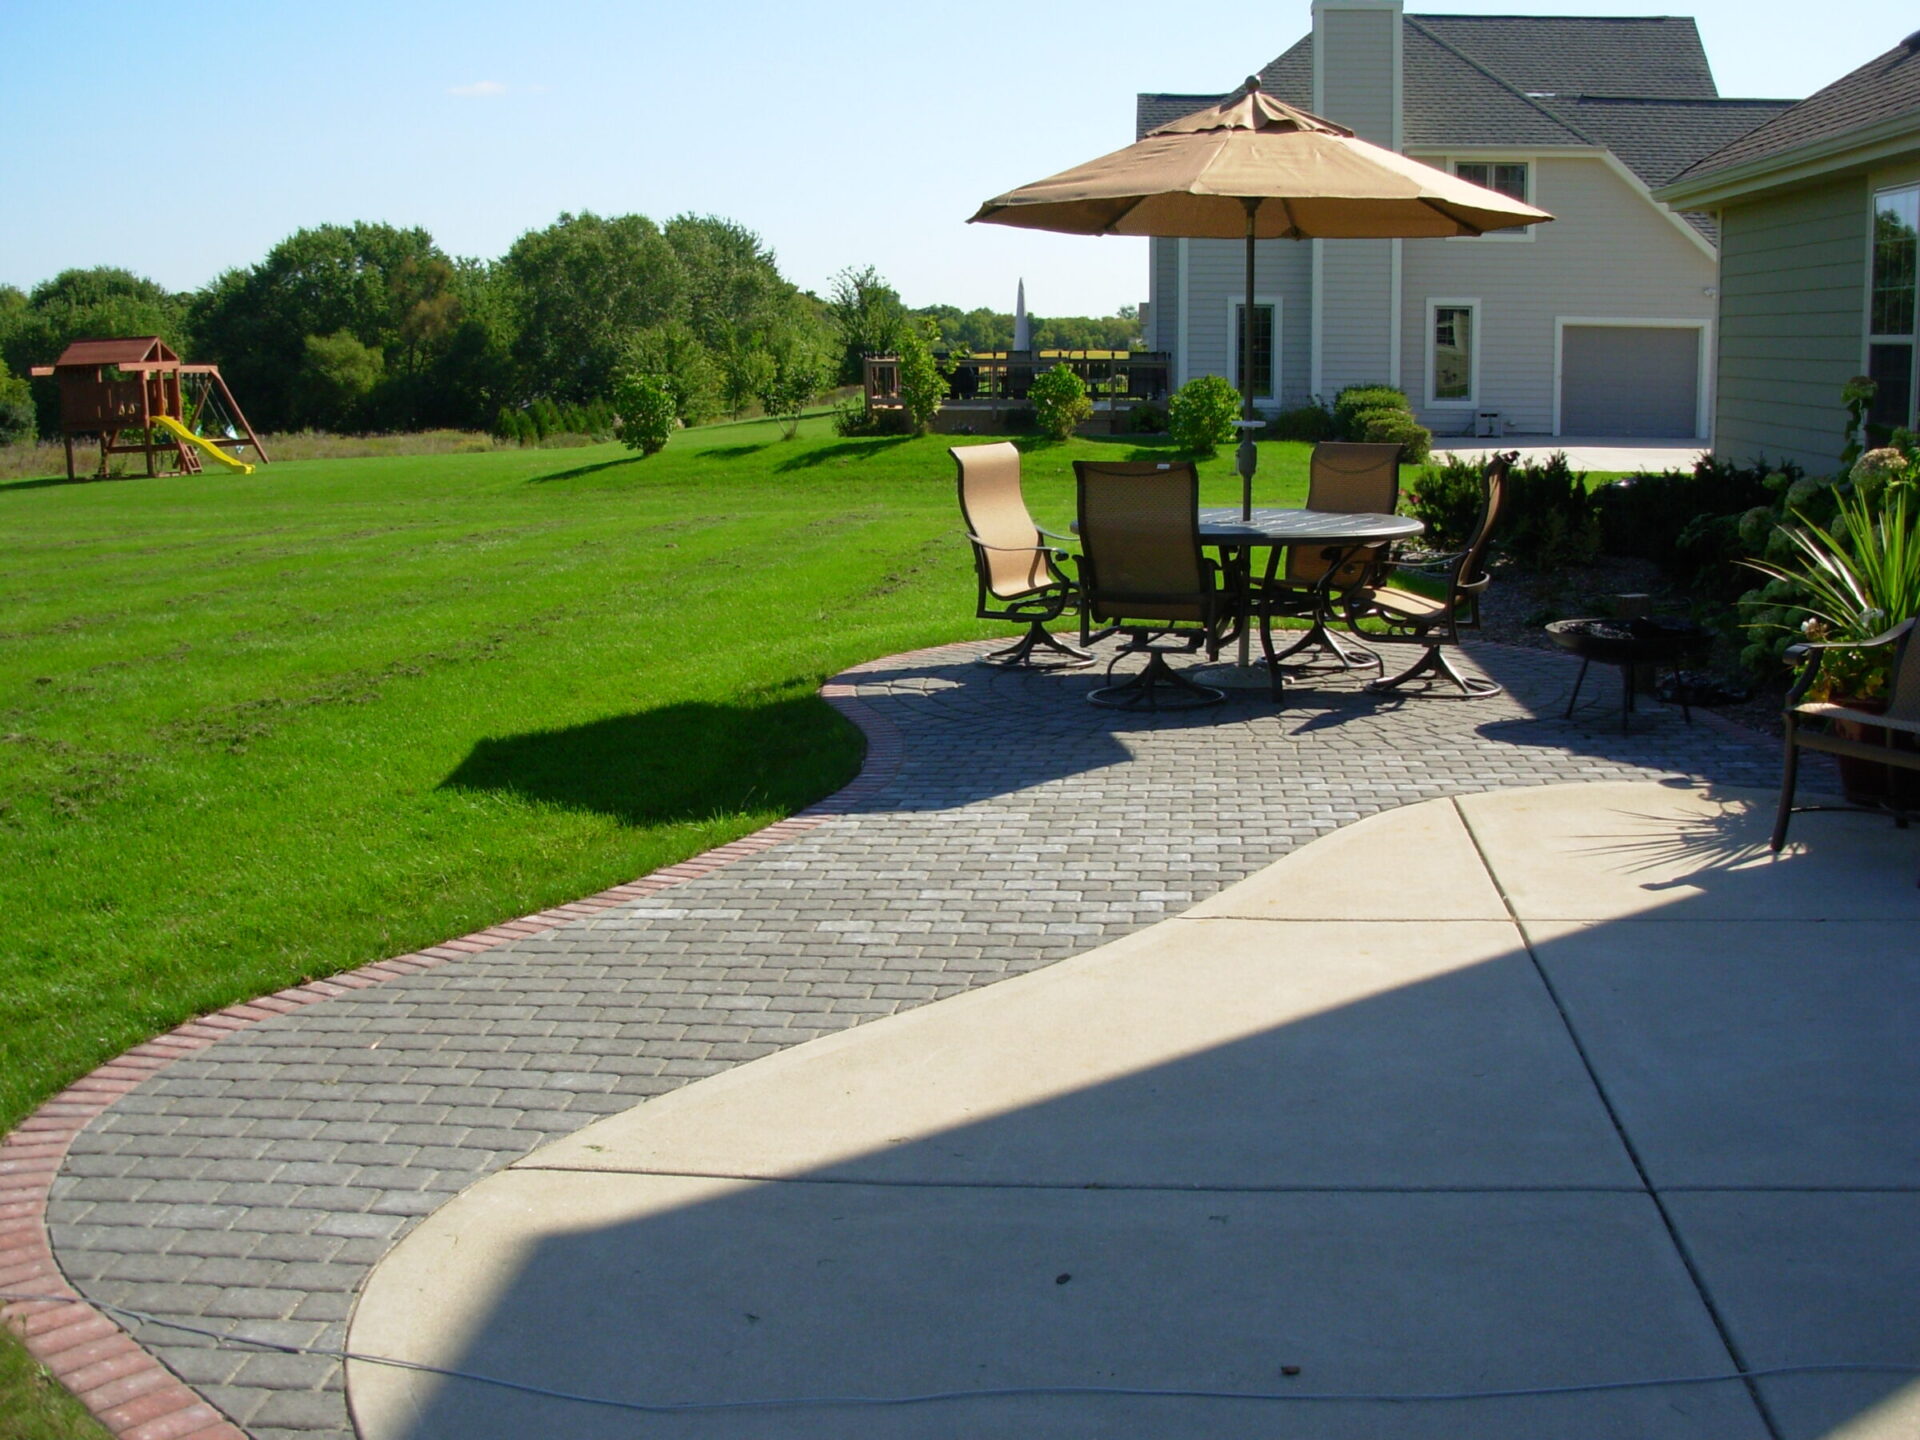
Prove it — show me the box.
[1772,616,1920,882]
[1250,441,1404,674]
[1342,451,1512,699]
[1073,459,1234,710]
[954,442,1094,668]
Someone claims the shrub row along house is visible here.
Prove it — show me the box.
[1138,0,1791,440]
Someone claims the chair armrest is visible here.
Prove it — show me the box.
[1036,526,1080,546]
[1783,619,1914,666]
[967,534,1069,559]
[1781,619,1914,707]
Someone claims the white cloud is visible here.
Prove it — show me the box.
[448,81,509,98]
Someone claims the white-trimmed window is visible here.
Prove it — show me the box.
[1869,182,1919,430]
[1225,298,1279,402]
[1428,300,1479,407]
[1450,160,1534,240]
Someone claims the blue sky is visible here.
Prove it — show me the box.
[0,0,1911,316]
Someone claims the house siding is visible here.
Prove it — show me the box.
[1398,154,1718,436]
[1148,238,1181,360]
[1178,237,1315,404]
[1315,5,1399,145]
[1712,175,1868,474]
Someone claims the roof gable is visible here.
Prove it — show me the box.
[52,337,177,368]
[1668,38,1920,186]
[1139,14,1792,199]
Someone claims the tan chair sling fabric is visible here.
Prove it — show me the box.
[1284,442,1404,589]
[953,442,1091,668]
[1072,460,1228,709]
[956,441,1052,599]
[1074,461,1213,624]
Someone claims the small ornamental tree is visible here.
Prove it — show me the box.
[894,318,947,435]
[1168,373,1240,456]
[1029,363,1093,440]
[612,372,677,455]
[757,327,834,439]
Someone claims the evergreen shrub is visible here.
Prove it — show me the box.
[1028,363,1093,440]
[1168,374,1239,455]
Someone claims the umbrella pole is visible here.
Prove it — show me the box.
[1237,199,1259,520]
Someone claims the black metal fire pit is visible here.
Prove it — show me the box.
[1546,617,1713,732]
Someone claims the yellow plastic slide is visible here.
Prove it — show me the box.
[152,414,254,474]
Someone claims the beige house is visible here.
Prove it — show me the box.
[1140,0,1789,439]
[1658,33,1920,473]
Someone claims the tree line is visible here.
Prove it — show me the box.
[0,218,1142,444]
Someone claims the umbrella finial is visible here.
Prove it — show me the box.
[1243,75,1262,93]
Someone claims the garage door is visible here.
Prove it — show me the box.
[1560,326,1700,438]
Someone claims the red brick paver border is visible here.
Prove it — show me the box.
[0,667,915,1440]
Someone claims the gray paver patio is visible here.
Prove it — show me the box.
[43,638,1789,1439]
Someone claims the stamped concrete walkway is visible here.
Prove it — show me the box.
[0,636,1893,1439]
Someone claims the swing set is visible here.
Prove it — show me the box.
[30,337,269,480]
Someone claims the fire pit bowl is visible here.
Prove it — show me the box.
[1547,617,1713,730]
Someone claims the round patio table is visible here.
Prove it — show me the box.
[1196,507,1424,686]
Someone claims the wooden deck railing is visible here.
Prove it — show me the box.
[864,351,1172,411]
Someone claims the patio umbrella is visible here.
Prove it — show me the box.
[970,78,1552,516]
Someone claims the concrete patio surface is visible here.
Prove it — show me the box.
[343,783,1920,1440]
[9,636,1917,1440]
[1429,435,1706,472]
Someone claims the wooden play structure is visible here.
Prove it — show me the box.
[30,337,268,480]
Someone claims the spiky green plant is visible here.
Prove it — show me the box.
[1743,479,1920,701]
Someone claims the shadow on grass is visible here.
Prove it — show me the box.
[698,444,772,461]
[440,691,862,827]
[528,455,649,485]
[775,437,911,471]
[0,471,121,494]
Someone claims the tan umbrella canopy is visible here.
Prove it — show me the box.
[971,79,1553,512]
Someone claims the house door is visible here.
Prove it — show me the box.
[1559,325,1701,438]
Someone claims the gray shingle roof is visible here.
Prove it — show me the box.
[1411,14,1717,99]
[1544,95,1797,188]
[1137,12,1791,217]
[1402,21,1593,149]
[1668,38,1920,185]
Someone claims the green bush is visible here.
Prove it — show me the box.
[1352,407,1431,463]
[1405,454,1485,552]
[1501,452,1598,568]
[1592,456,1782,572]
[1125,402,1167,434]
[0,364,35,444]
[894,319,946,435]
[611,372,677,455]
[1168,374,1240,456]
[1333,384,1411,439]
[1266,401,1335,443]
[1028,363,1093,440]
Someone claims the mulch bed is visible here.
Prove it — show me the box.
[1472,555,1788,740]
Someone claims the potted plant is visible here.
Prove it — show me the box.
[1744,450,1920,802]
